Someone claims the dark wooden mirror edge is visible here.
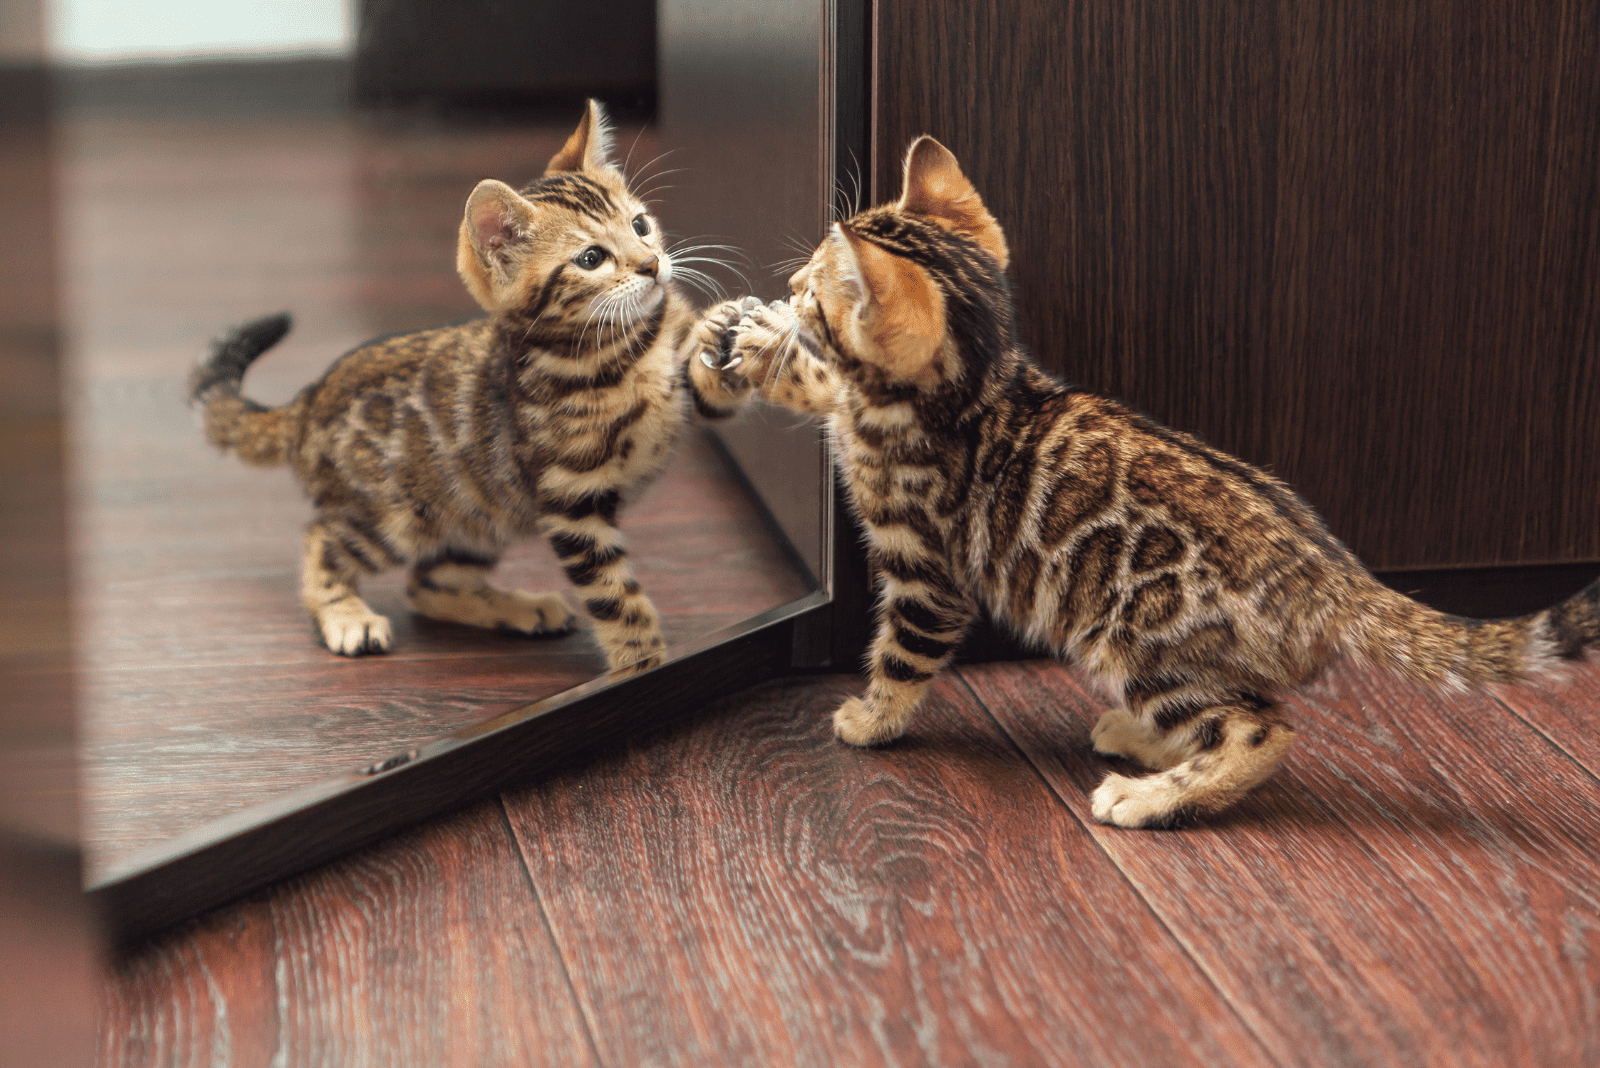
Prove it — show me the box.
[91,588,832,949]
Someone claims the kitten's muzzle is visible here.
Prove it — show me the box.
[635,256,659,278]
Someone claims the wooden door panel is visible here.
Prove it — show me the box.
[875,0,1600,571]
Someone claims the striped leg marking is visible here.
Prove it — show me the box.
[544,503,667,673]
[835,577,973,747]
[301,519,394,657]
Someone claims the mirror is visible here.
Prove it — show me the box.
[64,5,838,908]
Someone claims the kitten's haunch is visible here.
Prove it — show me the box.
[190,100,754,672]
[714,134,1600,828]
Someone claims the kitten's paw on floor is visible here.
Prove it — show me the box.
[1091,772,1188,829]
[317,600,393,656]
[607,650,666,677]
[409,584,574,635]
[833,696,908,747]
[493,590,576,635]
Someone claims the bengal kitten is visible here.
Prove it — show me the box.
[190,100,754,672]
[708,135,1600,828]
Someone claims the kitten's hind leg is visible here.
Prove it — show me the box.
[1091,708,1186,770]
[406,550,575,636]
[1091,696,1294,829]
[302,520,394,656]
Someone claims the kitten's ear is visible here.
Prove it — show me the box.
[827,224,878,317]
[832,225,947,383]
[896,136,1009,271]
[545,99,616,174]
[457,179,537,312]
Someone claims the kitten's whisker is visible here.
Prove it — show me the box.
[845,146,864,217]
[635,183,679,204]
[672,258,749,289]
[628,149,680,185]
[672,267,725,302]
[621,127,650,179]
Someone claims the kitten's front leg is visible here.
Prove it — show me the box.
[836,567,976,746]
[541,496,667,674]
[728,299,845,415]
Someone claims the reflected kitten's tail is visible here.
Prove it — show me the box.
[189,312,295,467]
[1345,577,1600,689]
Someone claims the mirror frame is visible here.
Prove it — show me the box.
[89,0,875,948]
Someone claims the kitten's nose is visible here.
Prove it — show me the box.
[636,256,659,278]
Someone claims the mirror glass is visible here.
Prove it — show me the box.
[63,49,826,884]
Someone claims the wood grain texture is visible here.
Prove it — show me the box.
[874,0,1600,570]
[61,111,812,881]
[502,673,1272,1068]
[959,656,1600,1067]
[99,799,597,1068]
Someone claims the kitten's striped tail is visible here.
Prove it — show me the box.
[189,312,296,466]
[1346,577,1600,689]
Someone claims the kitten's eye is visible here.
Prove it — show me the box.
[631,214,650,237]
[574,246,607,270]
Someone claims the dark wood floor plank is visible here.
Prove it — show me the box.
[1492,663,1600,784]
[100,798,598,1068]
[959,658,1600,1068]
[502,674,1273,1068]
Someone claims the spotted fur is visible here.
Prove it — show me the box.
[719,135,1600,827]
[190,101,754,671]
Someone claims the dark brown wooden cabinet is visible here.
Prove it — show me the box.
[871,0,1600,577]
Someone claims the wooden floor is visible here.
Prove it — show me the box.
[100,656,1600,1066]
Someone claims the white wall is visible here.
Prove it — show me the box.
[45,0,354,63]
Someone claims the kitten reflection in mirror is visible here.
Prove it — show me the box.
[708,135,1600,828]
[189,100,753,673]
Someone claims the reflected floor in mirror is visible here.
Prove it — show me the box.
[61,105,812,882]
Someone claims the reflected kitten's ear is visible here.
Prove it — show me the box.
[896,136,1009,271]
[545,99,616,175]
[457,179,538,312]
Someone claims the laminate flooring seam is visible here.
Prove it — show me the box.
[1487,689,1600,786]
[948,664,1289,1068]
[495,793,609,1068]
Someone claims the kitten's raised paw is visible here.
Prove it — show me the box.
[317,600,394,657]
[693,296,762,371]
[833,695,908,747]
[1090,772,1188,829]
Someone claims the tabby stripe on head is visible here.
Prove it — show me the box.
[524,175,617,223]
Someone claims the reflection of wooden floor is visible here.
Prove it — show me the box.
[63,110,811,878]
